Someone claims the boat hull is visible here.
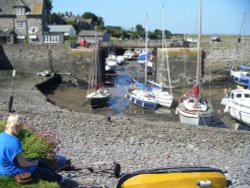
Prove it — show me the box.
[87,97,109,108]
[221,89,250,127]
[231,70,250,87]
[154,92,173,108]
[86,89,110,108]
[116,166,227,188]
[125,89,158,110]
[177,104,212,126]
[227,103,250,127]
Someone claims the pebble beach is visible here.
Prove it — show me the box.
[0,71,250,188]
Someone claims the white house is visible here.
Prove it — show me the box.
[44,25,76,44]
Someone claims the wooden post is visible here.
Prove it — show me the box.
[8,96,14,112]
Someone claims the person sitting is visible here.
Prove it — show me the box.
[0,113,77,187]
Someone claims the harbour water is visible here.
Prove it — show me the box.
[42,60,250,131]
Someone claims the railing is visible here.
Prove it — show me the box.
[100,39,184,48]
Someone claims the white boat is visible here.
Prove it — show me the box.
[117,55,125,65]
[176,90,213,126]
[221,88,250,127]
[149,85,173,108]
[105,54,117,68]
[86,32,110,108]
[176,0,213,126]
[86,87,110,108]
[123,50,134,60]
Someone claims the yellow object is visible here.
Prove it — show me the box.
[117,167,227,188]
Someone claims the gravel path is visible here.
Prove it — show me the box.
[0,71,250,188]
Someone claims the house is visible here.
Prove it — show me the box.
[44,25,76,44]
[62,15,94,32]
[78,30,111,46]
[0,0,47,44]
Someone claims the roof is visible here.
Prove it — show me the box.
[48,25,75,33]
[63,16,92,24]
[0,0,44,15]
[78,30,107,37]
[0,29,15,36]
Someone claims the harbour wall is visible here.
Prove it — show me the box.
[0,44,249,85]
[156,47,250,88]
[0,44,97,82]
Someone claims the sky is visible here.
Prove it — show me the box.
[52,0,250,35]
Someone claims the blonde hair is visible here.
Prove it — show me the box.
[6,114,24,135]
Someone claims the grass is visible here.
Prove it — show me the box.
[0,176,59,188]
[186,34,250,49]
[162,48,197,57]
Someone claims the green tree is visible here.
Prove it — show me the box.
[153,29,172,39]
[82,12,104,26]
[106,26,123,38]
[45,0,53,15]
[45,0,54,23]
[135,24,145,37]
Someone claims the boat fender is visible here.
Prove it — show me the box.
[197,180,212,187]
[224,105,229,113]
[175,107,179,115]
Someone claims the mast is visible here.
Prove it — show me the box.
[88,26,98,93]
[162,4,173,95]
[196,0,202,97]
[144,14,148,84]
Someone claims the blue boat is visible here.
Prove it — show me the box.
[125,88,158,110]
[231,69,250,87]
[137,51,151,64]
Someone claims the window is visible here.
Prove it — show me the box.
[29,27,38,34]
[244,94,250,98]
[15,7,25,15]
[236,94,242,98]
[44,35,60,44]
[16,21,26,29]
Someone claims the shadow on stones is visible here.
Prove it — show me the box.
[36,74,62,95]
[0,45,13,69]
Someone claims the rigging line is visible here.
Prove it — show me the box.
[144,14,149,84]
[161,4,172,95]
[208,42,214,113]
[182,53,187,94]
[196,0,202,96]
[232,12,247,70]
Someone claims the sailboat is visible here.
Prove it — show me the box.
[125,15,158,110]
[176,0,213,126]
[86,30,110,108]
[148,5,173,108]
[230,12,250,88]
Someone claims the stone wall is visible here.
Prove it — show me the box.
[205,48,250,71]
[155,47,250,88]
[0,18,14,31]
[0,44,96,82]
